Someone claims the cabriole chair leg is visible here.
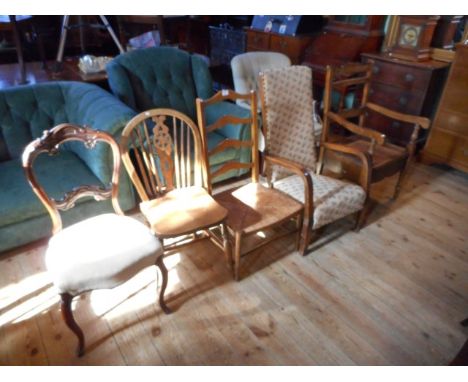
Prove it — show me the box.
[155,256,171,314]
[60,293,85,357]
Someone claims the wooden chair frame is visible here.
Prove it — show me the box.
[120,108,231,266]
[22,123,169,357]
[197,89,305,279]
[258,69,372,254]
[318,63,430,207]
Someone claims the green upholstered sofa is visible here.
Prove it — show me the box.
[106,46,252,182]
[0,81,137,253]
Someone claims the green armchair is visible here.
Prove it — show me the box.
[0,81,137,253]
[106,46,252,182]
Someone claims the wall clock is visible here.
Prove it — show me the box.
[389,16,440,61]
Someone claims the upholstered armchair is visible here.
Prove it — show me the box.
[231,51,291,110]
[106,46,252,183]
[0,81,136,253]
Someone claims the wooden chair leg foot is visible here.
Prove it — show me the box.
[156,256,171,314]
[299,218,311,256]
[221,223,233,270]
[234,232,242,281]
[60,293,85,357]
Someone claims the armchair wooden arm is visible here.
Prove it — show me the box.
[264,154,314,223]
[327,111,386,145]
[320,142,371,194]
[366,102,430,130]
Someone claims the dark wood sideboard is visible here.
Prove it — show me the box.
[421,44,468,172]
[361,52,449,146]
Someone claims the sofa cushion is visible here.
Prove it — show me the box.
[0,151,104,229]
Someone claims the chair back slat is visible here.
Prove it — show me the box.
[196,90,258,193]
[121,109,204,201]
[22,124,122,234]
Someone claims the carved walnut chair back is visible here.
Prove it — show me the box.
[22,124,123,234]
[22,124,169,357]
[120,108,205,201]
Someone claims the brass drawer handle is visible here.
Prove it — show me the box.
[392,121,401,129]
[399,96,408,106]
[372,65,380,74]
[404,73,415,82]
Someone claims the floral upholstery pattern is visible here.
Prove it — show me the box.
[261,65,316,181]
[260,65,366,232]
[273,174,366,230]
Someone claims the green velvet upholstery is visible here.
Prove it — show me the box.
[106,47,251,181]
[0,81,137,253]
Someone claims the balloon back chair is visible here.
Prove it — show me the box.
[22,124,169,357]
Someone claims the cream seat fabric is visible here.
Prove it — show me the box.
[231,51,291,110]
[46,213,163,295]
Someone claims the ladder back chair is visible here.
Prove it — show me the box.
[259,66,369,254]
[196,89,304,280]
[120,109,231,283]
[319,63,431,208]
[22,124,169,357]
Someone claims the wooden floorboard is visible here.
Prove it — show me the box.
[0,162,467,365]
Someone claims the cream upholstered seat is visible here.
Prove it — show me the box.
[231,51,291,110]
[259,66,370,254]
[46,213,162,295]
[22,124,169,357]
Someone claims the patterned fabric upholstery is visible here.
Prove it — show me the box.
[260,66,366,231]
[261,65,316,181]
[273,174,366,230]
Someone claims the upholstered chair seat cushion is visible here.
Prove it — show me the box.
[272,174,366,230]
[46,213,162,295]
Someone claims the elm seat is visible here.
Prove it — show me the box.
[106,46,252,183]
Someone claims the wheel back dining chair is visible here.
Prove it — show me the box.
[120,109,231,285]
[319,63,431,214]
[196,89,304,280]
[259,66,369,255]
[22,124,169,357]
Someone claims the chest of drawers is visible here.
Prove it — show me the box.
[361,53,449,146]
[246,29,313,64]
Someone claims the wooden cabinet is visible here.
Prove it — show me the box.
[422,44,468,173]
[245,29,313,64]
[209,26,246,66]
[361,52,449,146]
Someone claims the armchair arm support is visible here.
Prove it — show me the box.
[328,111,386,145]
[320,142,371,195]
[366,102,431,129]
[264,154,314,223]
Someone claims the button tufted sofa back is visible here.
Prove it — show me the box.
[106,47,214,121]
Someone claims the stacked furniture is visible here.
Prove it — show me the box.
[106,46,252,183]
[0,81,136,253]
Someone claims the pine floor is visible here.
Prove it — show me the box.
[0,162,467,365]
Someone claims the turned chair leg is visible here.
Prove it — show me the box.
[299,217,312,256]
[60,293,85,357]
[221,223,233,270]
[155,256,171,314]
[234,232,242,281]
